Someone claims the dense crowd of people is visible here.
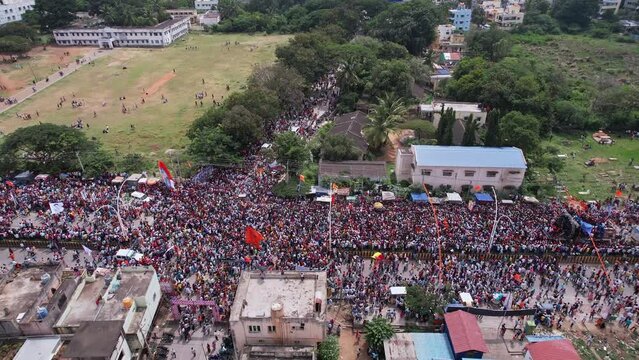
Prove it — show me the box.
[1,74,638,329]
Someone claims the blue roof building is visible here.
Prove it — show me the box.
[395,146,527,192]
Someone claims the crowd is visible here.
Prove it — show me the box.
[1,74,638,328]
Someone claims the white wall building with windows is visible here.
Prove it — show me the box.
[0,0,34,25]
[195,0,218,11]
[395,145,527,191]
[52,17,190,48]
[230,271,327,359]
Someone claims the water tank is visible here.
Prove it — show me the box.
[36,307,48,320]
[40,273,51,285]
[271,303,283,319]
[122,297,134,310]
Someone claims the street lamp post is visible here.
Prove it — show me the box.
[487,215,515,254]
[115,181,129,240]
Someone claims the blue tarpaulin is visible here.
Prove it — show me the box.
[580,221,594,235]
[411,193,429,202]
[474,193,494,202]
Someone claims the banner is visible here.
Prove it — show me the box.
[158,160,175,190]
[49,202,64,215]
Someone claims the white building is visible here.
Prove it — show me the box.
[624,0,639,11]
[54,266,161,358]
[395,145,527,191]
[0,0,34,26]
[494,9,524,29]
[195,0,218,11]
[437,24,456,42]
[199,10,221,26]
[230,271,327,359]
[52,17,190,48]
[166,8,198,24]
[600,0,622,14]
[419,101,488,127]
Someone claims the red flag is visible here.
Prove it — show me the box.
[443,219,450,230]
[158,160,175,190]
[245,226,264,249]
[615,189,623,197]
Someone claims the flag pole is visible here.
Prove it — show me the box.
[328,185,333,251]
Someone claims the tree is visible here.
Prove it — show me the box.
[221,105,264,148]
[320,134,360,161]
[275,31,337,82]
[224,88,280,125]
[368,0,440,55]
[552,0,599,30]
[0,123,96,174]
[98,0,170,26]
[364,94,407,151]
[368,59,413,98]
[484,110,501,147]
[499,111,541,155]
[466,28,512,62]
[188,127,241,164]
[317,336,339,360]
[119,153,150,173]
[364,317,394,353]
[0,36,33,54]
[436,107,455,146]
[81,148,114,178]
[187,106,227,139]
[248,64,307,109]
[28,0,78,32]
[274,131,309,174]
[0,23,38,41]
[219,0,243,19]
[461,114,479,146]
[405,285,449,321]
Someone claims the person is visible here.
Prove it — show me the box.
[191,347,196,358]
[499,323,506,337]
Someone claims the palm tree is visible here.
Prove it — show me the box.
[337,57,360,93]
[363,94,407,152]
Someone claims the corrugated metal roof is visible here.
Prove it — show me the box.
[412,333,455,360]
[526,339,581,360]
[444,310,489,354]
[413,145,527,169]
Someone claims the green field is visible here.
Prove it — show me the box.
[0,33,290,156]
[535,133,639,200]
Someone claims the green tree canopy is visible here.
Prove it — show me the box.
[499,111,541,155]
[461,114,479,146]
[483,110,501,147]
[0,35,33,54]
[188,126,241,165]
[466,28,513,62]
[0,22,38,41]
[320,134,360,161]
[276,31,337,82]
[28,0,78,32]
[405,285,449,321]
[364,94,407,151]
[0,123,97,174]
[364,317,394,353]
[368,0,440,55]
[274,131,309,174]
[220,105,264,148]
[317,336,339,360]
[224,88,281,125]
[248,64,308,109]
[551,0,598,30]
[436,107,455,146]
[119,153,150,173]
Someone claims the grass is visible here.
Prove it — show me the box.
[0,33,290,159]
[534,132,639,200]
[512,33,639,91]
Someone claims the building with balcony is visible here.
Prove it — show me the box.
[0,0,34,25]
[494,9,524,29]
[395,145,527,191]
[449,4,472,32]
[600,0,622,14]
[52,17,190,48]
[230,271,327,359]
[166,8,198,24]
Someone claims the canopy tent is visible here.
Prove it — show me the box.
[501,199,514,205]
[111,176,124,184]
[446,192,463,203]
[430,197,444,204]
[523,196,539,204]
[315,195,332,203]
[381,191,396,201]
[308,186,330,195]
[346,196,358,202]
[137,177,148,184]
[459,292,473,307]
[411,193,429,202]
[474,192,494,202]
[390,286,407,296]
[34,174,50,181]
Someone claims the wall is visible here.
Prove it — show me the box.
[231,316,325,356]
[0,0,34,25]
[433,110,487,127]
[411,165,525,191]
[109,334,133,360]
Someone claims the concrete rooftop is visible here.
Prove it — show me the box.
[0,265,59,322]
[230,272,327,321]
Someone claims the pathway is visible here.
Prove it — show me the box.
[0,48,113,114]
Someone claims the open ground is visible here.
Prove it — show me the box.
[0,33,290,157]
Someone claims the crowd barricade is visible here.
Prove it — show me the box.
[0,238,83,249]
[341,249,634,265]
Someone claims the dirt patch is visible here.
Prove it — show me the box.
[591,157,609,164]
[0,74,20,93]
[380,130,415,162]
[145,72,175,96]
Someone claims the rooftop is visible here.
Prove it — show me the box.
[526,339,581,360]
[230,272,327,321]
[54,17,187,32]
[419,101,484,113]
[56,267,155,327]
[411,145,527,169]
[384,333,455,360]
[63,321,123,359]
[14,336,62,360]
[0,265,60,322]
[445,310,489,354]
[319,160,387,180]
[329,111,369,152]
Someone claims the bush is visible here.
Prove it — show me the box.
[317,336,339,360]
[272,180,309,198]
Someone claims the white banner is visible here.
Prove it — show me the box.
[49,202,64,215]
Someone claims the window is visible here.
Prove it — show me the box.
[464,170,475,177]
[300,323,305,330]
[487,171,499,178]
[421,169,431,176]
[267,325,276,333]
[248,325,261,333]
[443,170,454,177]
[508,171,521,175]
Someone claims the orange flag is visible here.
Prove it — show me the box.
[245,226,264,249]
[615,189,623,197]
[299,174,305,182]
